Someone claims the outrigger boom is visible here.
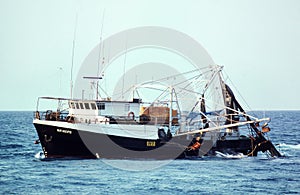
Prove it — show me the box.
[175,118,270,136]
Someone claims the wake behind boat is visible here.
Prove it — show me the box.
[33,64,282,160]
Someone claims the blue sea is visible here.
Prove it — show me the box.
[0,111,299,194]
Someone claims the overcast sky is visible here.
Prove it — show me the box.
[1,0,299,110]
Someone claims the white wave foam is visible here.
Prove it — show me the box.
[215,151,247,159]
[34,151,45,160]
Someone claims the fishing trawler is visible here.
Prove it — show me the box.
[33,64,282,159]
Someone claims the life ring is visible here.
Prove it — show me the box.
[128,112,135,120]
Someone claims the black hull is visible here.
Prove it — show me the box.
[34,123,196,159]
[209,139,253,156]
[34,123,257,159]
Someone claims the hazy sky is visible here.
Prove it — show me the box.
[1,0,299,110]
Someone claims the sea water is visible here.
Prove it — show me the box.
[0,111,299,194]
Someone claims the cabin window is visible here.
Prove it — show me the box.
[96,102,105,110]
[79,103,84,109]
[75,103,80,109]
[91,103,97,110]
[84,103,90,110]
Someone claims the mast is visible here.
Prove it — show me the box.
[96,10,105,100]
[169,87,174,129]
[70,13,78,99]
[121,39,128,100]
[200,94,209,129]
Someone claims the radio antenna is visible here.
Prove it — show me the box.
[96,10,105,100]
[70,13,78,99]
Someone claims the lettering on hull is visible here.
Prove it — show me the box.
[57,128,72,134]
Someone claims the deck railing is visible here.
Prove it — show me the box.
[34,110,69,121]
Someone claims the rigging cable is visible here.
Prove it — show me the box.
[222,69,253,113]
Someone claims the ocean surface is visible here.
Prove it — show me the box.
[0,111,299,194]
